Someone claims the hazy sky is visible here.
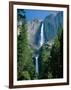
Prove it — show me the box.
[24,9,60,21]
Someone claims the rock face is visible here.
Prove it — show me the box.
[43,11,63,43]
[27,19,41,50]
[27,11,63,50]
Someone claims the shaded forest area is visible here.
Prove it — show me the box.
[17,9,63,80]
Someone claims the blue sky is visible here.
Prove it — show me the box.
[24,9,59,21]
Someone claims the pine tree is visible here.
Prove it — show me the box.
[48,28,63,78]
[17,9,35,80]
[38,44,50,79]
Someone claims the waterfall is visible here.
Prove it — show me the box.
[40,22,44,47]
[35,22,44,75]
[35,55,39,74]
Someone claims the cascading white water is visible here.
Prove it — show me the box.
[40,22,44,47]
[35,22,44,74]
[35,55,39,74]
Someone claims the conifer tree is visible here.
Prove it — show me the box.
[17,9,35,80]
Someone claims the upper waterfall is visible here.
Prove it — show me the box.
[40,22,44,47]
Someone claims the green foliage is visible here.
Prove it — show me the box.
[18,71,31,80]
[38,28,63,79]
[38,44,50,79]
[17,11,35,80]
[48,28,63,78]
[17,9,26,22]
